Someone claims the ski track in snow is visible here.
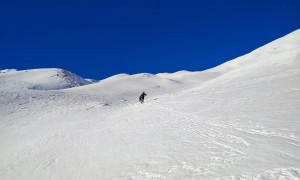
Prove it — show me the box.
[1,30,300,179]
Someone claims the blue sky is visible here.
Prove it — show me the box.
[1,0,300,79]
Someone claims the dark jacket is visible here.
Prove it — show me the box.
[139,92,147,100]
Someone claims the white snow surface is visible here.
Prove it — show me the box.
[1,30,300,179]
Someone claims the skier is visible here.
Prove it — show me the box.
[139,92,147,103]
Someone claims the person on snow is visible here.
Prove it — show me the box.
[139,92,147,103]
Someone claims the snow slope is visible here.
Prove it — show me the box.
[64,73,184,103]
[0,30,300,180]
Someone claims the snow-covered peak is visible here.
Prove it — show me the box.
[0,68,91,90]
[0,69,17,73]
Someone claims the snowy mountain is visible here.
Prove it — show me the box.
[0,68,91,90]
[0,30,300,179]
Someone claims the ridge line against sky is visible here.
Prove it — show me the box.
[1,0,300,80]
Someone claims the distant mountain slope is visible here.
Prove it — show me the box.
[203,29,300,86]
[160,29,300,89]
[64,73,184,101]
[65,30,300,102]
[0,68,91,90]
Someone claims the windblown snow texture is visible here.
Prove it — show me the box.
[1,30,300,179]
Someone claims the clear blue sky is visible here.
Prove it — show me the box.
[1,0,300,79]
